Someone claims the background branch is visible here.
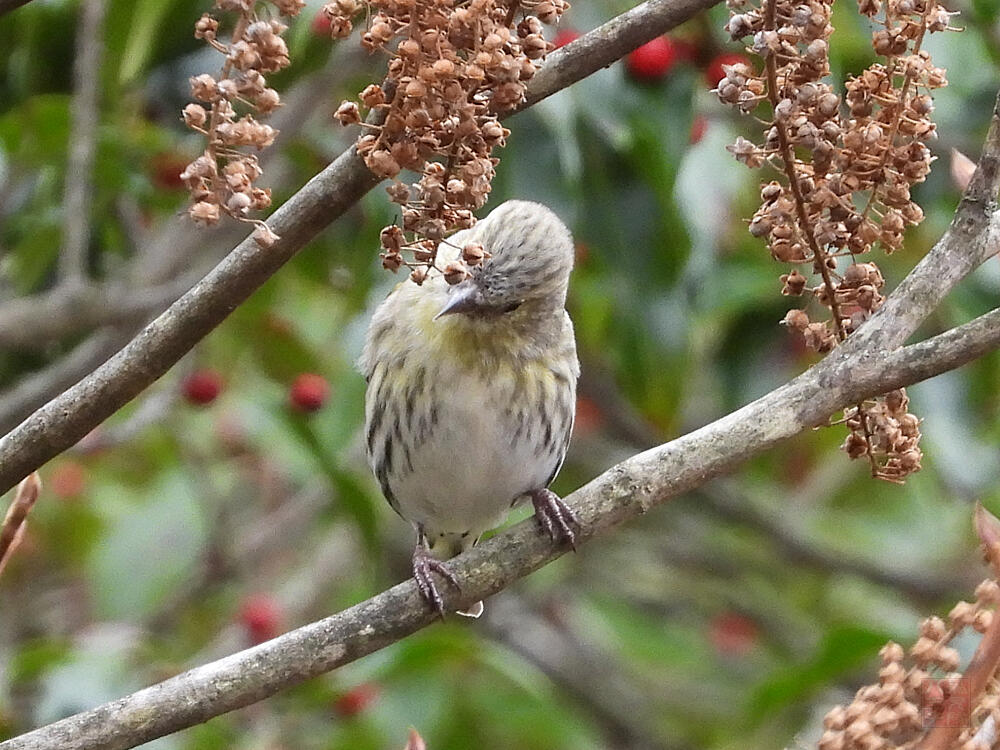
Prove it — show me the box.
[0,273,206,351]
[58,0,106,285]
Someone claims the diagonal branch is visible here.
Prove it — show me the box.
[2,302,998,750]
[0,0,720,497]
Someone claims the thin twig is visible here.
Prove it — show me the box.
[59,0,106,285]
[916,506,1000,750]
[697,481,971,603]
[483,594,690,750]
[0,473,41,577]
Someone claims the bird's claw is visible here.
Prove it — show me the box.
[530,488,580,550]
[412,545,461,617]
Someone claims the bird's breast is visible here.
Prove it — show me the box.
[376,357,575,538]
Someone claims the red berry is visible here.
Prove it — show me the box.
[672,38,699,63]
[333,682,379,717]
[689,114,709,145]
[289,373,330,413]
[709,612,759,657]
[182,370,223,406]
[706,52,751,88]
[50,461,87,499]
[239,594,282,645]
[573,396,603,437]
[626,36,677,82]
[311,9,332,36]
[150,153,188,191]
[553,28,580,48]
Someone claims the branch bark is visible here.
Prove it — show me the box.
[2,304,998,750]
[0,0,720,496]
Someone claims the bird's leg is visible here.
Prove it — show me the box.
[529,488,580,550]
[411,528,461,617]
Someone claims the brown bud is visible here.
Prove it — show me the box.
[360,84,385,108]
[380,225,404,252]
[443,260,470,285]
[462,242,487,266]
[385,181,410,204]
[366,149,400,178]
[381,251,404,272]
[780,269,807,296]
[334,100,361,125]
[410,266,428,285]
[781,308,809,330]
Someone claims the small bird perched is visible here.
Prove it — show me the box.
[360,200,580,617]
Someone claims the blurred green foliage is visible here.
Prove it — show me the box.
[1,1,999,748]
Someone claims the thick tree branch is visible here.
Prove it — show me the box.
[2,303,998,750]
[0,0,719,496]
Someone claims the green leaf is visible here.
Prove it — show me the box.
[87,472,207,619]
[747,625,889,721]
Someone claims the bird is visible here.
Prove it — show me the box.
[359,199,580,617]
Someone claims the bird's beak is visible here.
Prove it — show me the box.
[434,278,485,320]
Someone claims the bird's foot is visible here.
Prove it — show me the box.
[412,543,461,617]
[530,488,580,550]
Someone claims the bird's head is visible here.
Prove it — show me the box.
[435,200,574,320]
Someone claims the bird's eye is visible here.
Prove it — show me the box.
[500,301,522,314]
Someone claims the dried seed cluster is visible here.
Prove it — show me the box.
[841,388,922,482]
[819,580,1000,750]
[328,0,568,285]
[719,0,954,481]
[181,0,304,246]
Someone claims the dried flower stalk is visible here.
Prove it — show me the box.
[181,0,305,246]
[817,505,1000,750]
[0,472,41,577]
[719,0,956,481]
[328,0,569,285]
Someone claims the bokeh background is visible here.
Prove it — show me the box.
[1,1,999,748]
